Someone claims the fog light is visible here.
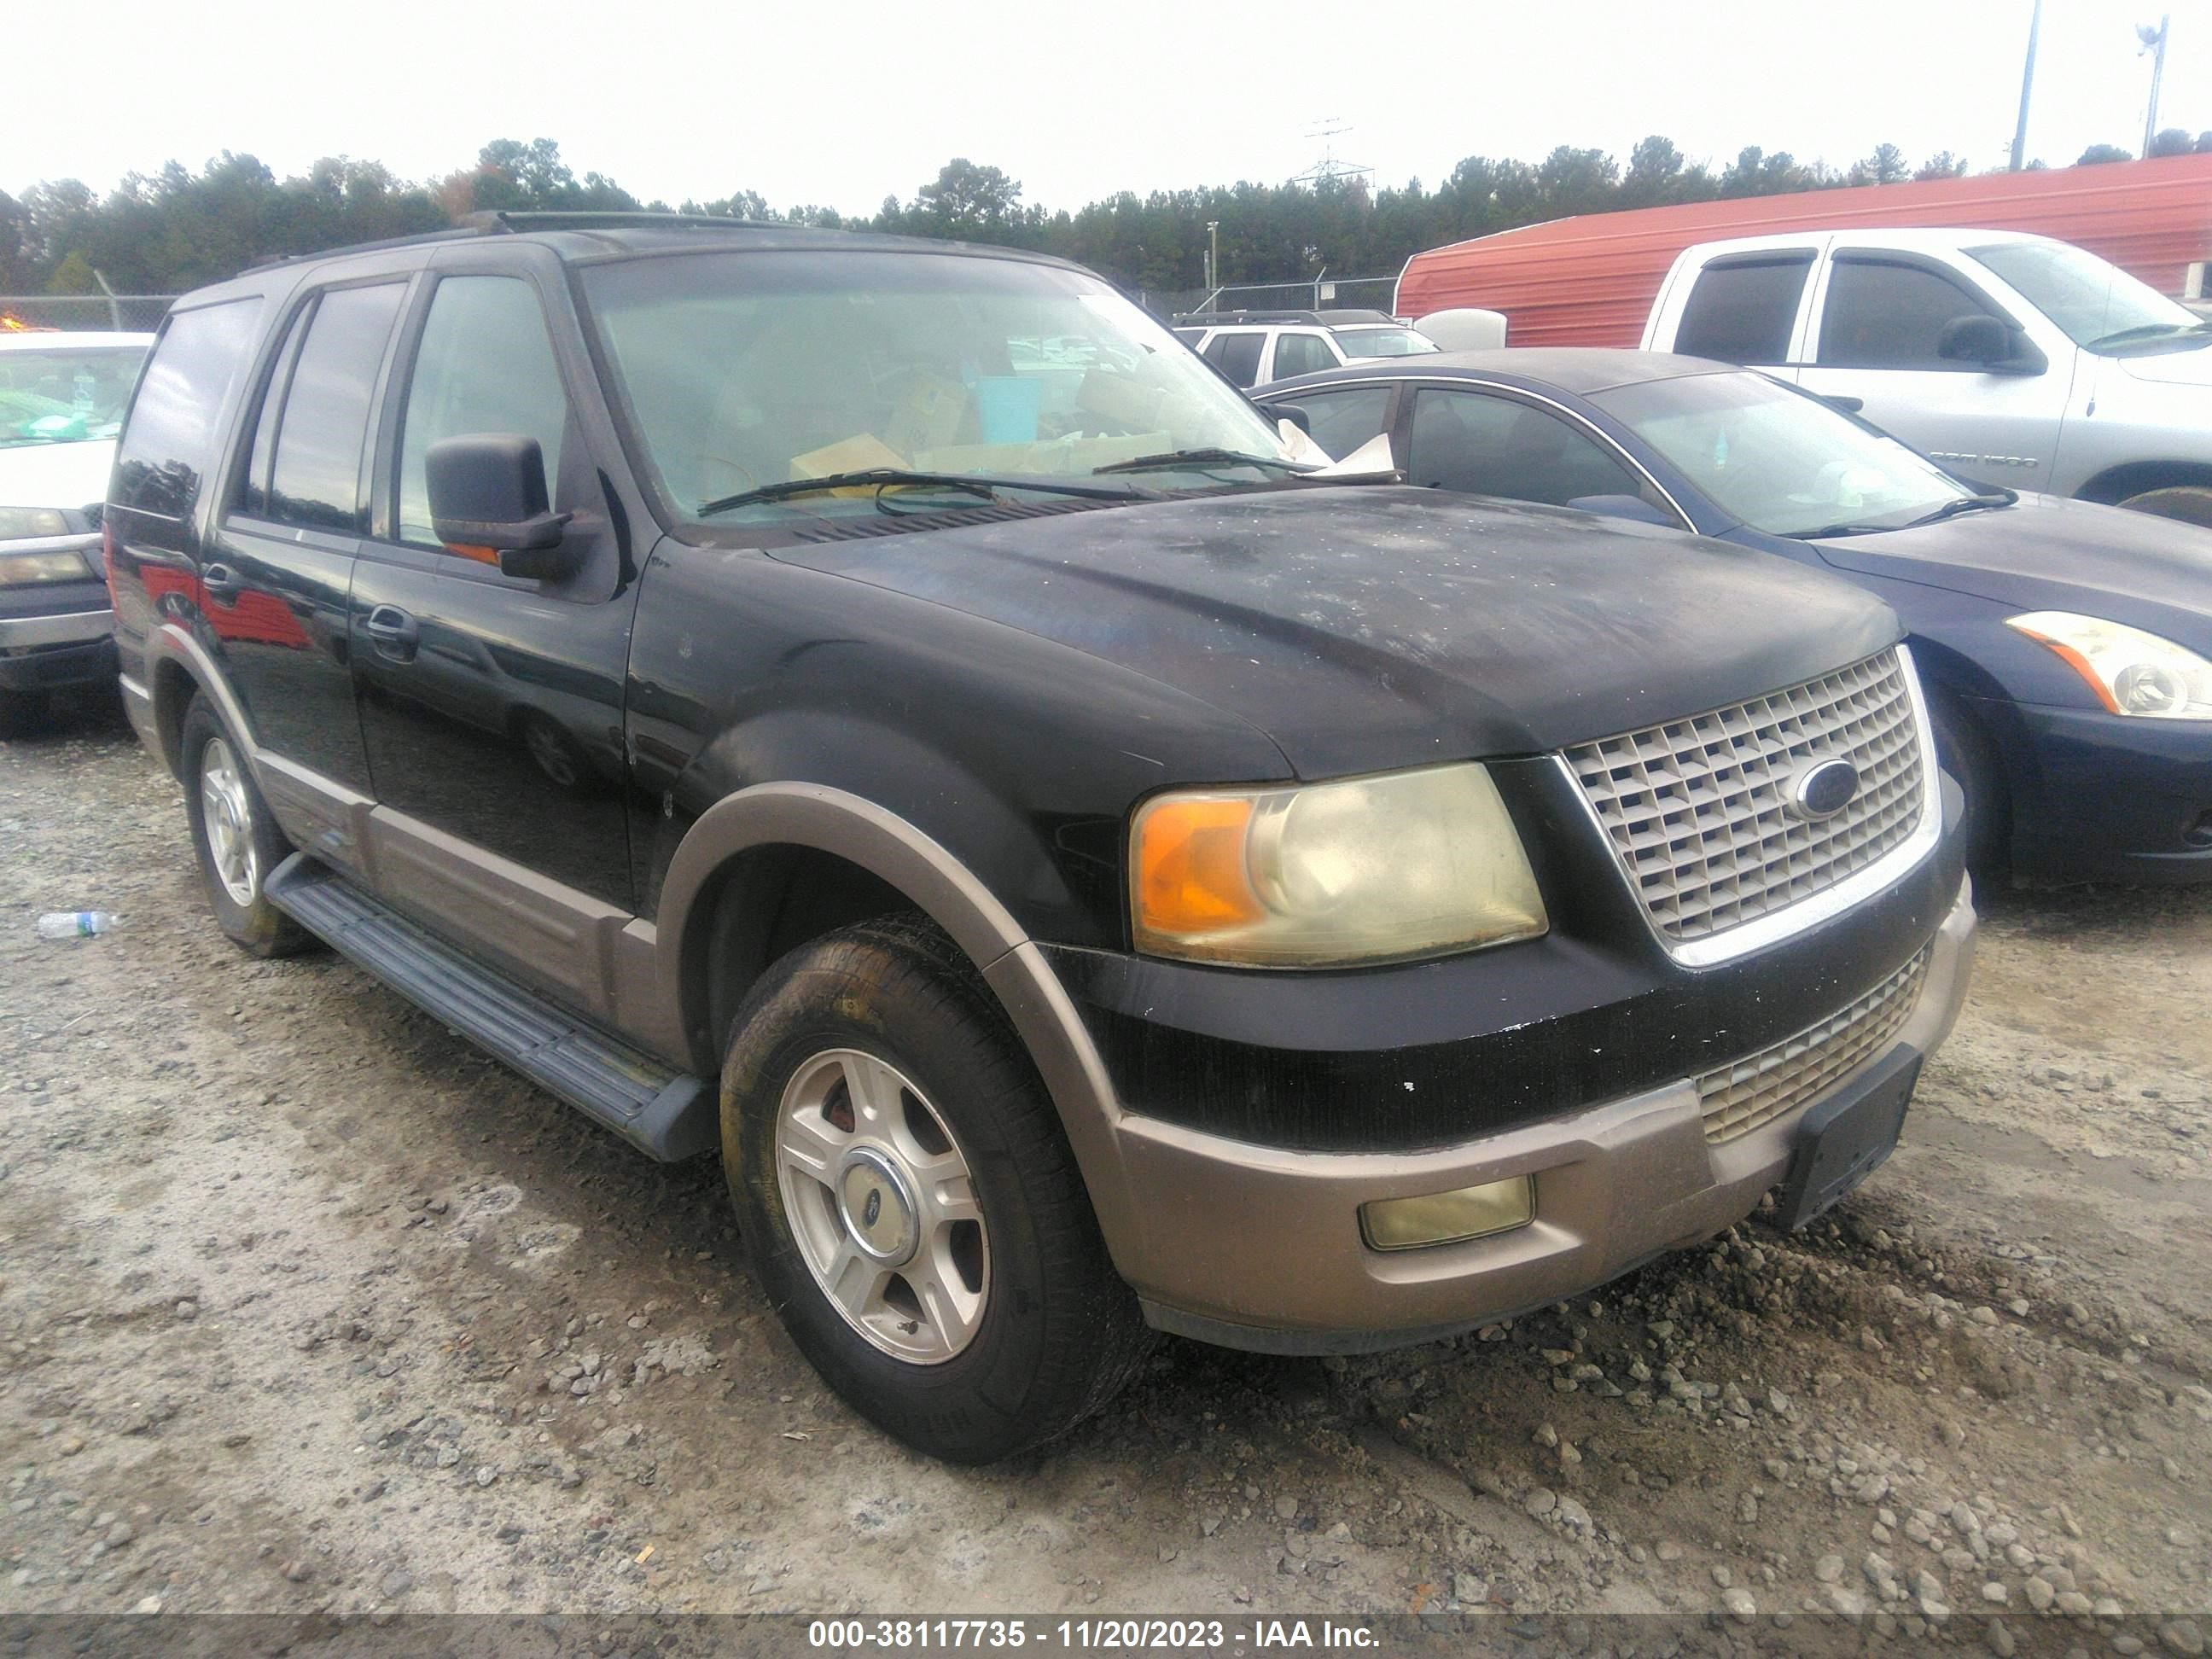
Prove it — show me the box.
[1360,1176,1535,1251]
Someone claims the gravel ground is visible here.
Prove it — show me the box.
[2,689,2209,1647]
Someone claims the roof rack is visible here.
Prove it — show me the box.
[247,210,774,271]
[247,224,489,270]
[463,210,776,234]
[1172,308,1326,326]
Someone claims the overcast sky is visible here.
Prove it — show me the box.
[11,0,2197,217]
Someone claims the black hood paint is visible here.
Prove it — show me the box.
[1813,492,2212,652]
[771,485,1898,777]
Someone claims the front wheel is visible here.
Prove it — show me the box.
[721,917,1149,1462]
[1927,690,2007,882]
[181,699,312,958]
[2116,485,2212,530]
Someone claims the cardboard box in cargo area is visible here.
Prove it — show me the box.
[789,433,908,488]
[884,375,968,459]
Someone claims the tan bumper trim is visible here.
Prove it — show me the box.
[1118,880,1976,1351]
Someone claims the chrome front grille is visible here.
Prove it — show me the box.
[1697,946,1931,1144]
[1564,649,1930,952]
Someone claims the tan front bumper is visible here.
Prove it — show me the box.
[1116,880,1976,1353]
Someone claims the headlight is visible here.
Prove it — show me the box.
[0,548,96,586]
[1130,762,1547,966]
[0,507,72,541]
[2006,610,2212,719]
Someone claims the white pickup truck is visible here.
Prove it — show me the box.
[1640,229,2212,522]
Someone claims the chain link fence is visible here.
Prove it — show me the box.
[1136,276,1400,320]
[0,294,177,333]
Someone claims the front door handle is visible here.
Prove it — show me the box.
[201,562,242,602]
[364,604,419,662]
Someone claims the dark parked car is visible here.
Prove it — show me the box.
[108,217,1972,1461]
[1259,350,2212,883]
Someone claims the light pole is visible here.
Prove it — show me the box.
[2011,0,2043,172]
[1206,220,1220,294]
[2141,15,2171,156]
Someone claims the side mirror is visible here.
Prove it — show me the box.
[1817,393,1865,414]
[1567,492,1677,528]
[427,434,575,580]
[1937,316,2046,376]
[1270,402,1312,434]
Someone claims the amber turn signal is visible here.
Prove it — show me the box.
[1132,795,1261,938]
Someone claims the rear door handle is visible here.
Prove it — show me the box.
[201,562,242,602]
[364,604,419,662]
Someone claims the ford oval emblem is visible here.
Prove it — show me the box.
[1789,758,1860,821]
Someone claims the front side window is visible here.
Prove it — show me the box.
[113,300,261,520]
[1674,255,1813,365]
[582,250,1291,521]
[1968,239,2206,352]
[1406,388,1642,507]
[1268,331,1336,379]
[1330,326,1440,359]
[264,284,406,532]
[396,276,571,547]
[1283,386,1394,460]
[1817,259,2000,370]
[1592,370,1972,536]
[0,343,149,448]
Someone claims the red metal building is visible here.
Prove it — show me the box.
[1395,154,2212,349]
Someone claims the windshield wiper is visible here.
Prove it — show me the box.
[1796,488,2017,540]
[1903,490,2015,527]
[698,468,1149,518]
[2085,321,2212,352]
[1790,520,1892,539]
[1091,447,1317,477]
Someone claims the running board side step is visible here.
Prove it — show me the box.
[265,853,715,1161]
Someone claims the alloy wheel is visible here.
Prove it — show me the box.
[773,1048,990,1365]
[199,736,259,907]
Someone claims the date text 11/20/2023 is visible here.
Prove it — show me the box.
[806,1619,1382,1650]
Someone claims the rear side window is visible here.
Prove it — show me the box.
[1674,254,1813,365]
[259,284,405,533]
[1204,332,1266,388]
[112,299,264,520]
[1406,388,1643,506]
[1270,331,1336,379]
[1817,259,2001,370]
[394,276,570,547]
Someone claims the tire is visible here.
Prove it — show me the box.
[720,915,1150,1462]
[180,698,313,958]
[2115,485,2212,530]
[1926,689,2008,882]
[0,690,46,740]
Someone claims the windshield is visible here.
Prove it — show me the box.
[1591,370,1974,537]
[1332,327,1440,358]
[1967,241,2204,352]
[0,342,148,448]
[580,250,1292,525]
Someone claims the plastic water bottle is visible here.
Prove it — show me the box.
[36,911,114,940]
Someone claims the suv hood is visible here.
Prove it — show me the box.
[771,486,1898,777]
[1813,492,2212,648]
[0,438,116,512]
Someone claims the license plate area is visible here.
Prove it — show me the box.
[1773,1049,1923,1231]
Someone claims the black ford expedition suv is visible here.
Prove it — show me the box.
[106,214,1975,1462]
